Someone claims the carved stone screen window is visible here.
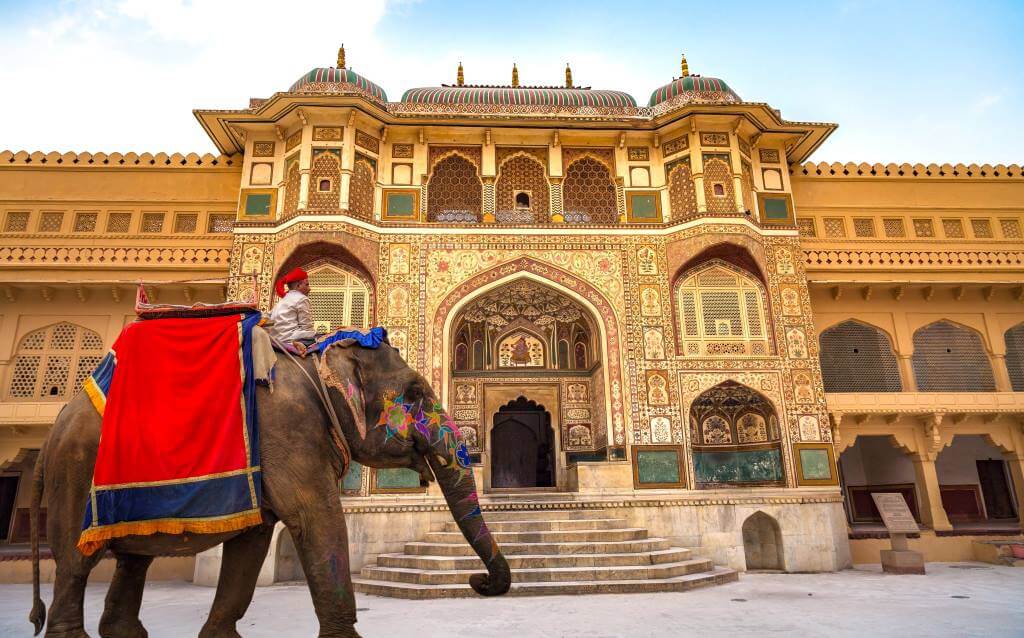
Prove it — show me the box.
[427,154,482,222]
[942,218,965,238]
[141,213,165,233]
[496,155,549,217]
[38,212,64,233]
[823,218,846,238]
[676,262,769,357]
[797,219,816,237]
[970,218,993,238]
[308,150,341,210]
[106,212,132,233]
[73,212,97,233]
[913,218,935,237]
[702,157,736,214]
[912,320,995,392]
[7,323,105,401]
[563,157,617,223]
[819,320,902,392]
[306,263,371,334]
[853,218,875,237]
[999,218,1022,239]
[1005,323,1024,391]
[174,213,198,233]
[207,214,234,233]
[667,161,698,220]
[4,211,29,232]
[883,218,905,237]
[349,156,376,222]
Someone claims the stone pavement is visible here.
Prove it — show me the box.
[1,563,1021,637]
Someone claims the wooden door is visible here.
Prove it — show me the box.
[977,460,1016,519]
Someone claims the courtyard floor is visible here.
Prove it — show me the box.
[1,563,1021,637]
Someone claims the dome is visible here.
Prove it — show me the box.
[647,75,740,107]
[401,85,637,108]
[289,66,388,102]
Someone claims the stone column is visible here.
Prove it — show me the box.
[910,453,953,531]
[297,123,312,211]
[991,353,1013,392]
[897,354,917,392]
[691,134,707,213]
[1004,450,1024,523]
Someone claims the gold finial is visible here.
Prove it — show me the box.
[457,61,464,86]
[565,63,573,88]
[680,53,689,78]
[512,63,519,87]
[337,44,346,69]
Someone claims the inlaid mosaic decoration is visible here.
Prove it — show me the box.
[226,215,831,489]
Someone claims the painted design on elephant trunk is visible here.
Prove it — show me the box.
[377,394,472,478]
[317,349,368,440]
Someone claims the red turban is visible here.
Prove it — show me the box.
[275,267,308,297]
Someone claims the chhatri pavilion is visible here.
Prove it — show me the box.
[1,48,1022,588]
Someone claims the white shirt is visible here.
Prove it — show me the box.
[268,289,316,342]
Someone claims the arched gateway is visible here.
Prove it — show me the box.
[445,276,607,490]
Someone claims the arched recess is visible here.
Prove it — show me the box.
[672,258,772,357]
[689,381,784,488]
[666,159,697,220]
[304,260,373,333]
[273,241,376,328]
[819,320,902,392]
[563,157,618,223]
[349,154,377,221]
[491,396,555,488]
[702,156,737,214]
[427,153,483,222]
[742,511,783,570]
[495,153,549,217]
[912,320,995,392]
[6,323,105,401]
[1005,322,1024,391]
[435,259,623,447]
[282,156,301,215]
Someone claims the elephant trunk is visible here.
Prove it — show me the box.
[425,450,511,596]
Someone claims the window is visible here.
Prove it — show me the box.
[676,262,769,357]
[823,218,845,238]
[319,179,332,192]
[942,218,964,238]
[819,321,902,392]
[797,218,816,237]
[106,212,132,233]
[4,211,29,232]
[712,183,725,197]
[913,218,935,237]
[1004,323,1024,392]
[7,323,105,401]
[73,212,97,233]
[912,321,995,392]
[141,212,165,233]
[515,192,530,209]
[207,214,234,233]
[853,218,875,237]
[306,263,372,333]
[999,218,1022,239]
[427,154,482,222]
[174,213,198,233]
[563,157,617,223]
[883,218,905,237]
[38,212,64,233]
[970,218,993,238]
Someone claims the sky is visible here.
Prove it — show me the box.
[0,0,1021,163]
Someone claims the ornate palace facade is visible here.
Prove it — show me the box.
[1,50,1022,574]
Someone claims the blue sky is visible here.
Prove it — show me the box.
[0,0,1021,163]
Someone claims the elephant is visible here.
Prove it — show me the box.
[28,336,511,638]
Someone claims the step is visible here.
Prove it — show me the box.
[360,558,714,585]
[437,518,629,533]
[405,537,671,556]
[481,509,610,521]
[423,528,648,544]
[352,566,739,599]
[377,547,693,570]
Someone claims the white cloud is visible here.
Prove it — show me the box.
[0,0,393,153]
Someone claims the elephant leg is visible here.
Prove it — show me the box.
[279,503,359,638]
[46,545,105,638]
[98,554,153,638]
[199,523,275,638]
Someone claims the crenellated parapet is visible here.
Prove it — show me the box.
[793,161,1024,179]
[0,150,242,168]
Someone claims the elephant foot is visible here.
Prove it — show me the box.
[45,628,92,638]
[198,622,242,638]
[98,619,147,638]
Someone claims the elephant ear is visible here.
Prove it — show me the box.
[317,341,368,440]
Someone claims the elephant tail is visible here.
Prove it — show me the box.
[29,449,46,635]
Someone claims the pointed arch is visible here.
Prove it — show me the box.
[912,320,995,391]
[274,241,377,329]
[6,323,105,401]
[742,511,784,570]
[427,154,482,222]
[563,156,617,223]
[820,319,902,392]
[495,152,549,217]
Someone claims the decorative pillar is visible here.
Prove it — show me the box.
[897,354,917,392]
[691,134,707,213]
[297,121,312,211]
[298,170,311,210]
[1004,449,1024,523]
[550,177,564,222]
[728,131,745,213]
[482,177,496,223]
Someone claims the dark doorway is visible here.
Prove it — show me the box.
[491,397,555,488]
[977,460,1017,519]
[0,476,18,541]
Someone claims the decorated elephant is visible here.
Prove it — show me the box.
[29,336,510,638]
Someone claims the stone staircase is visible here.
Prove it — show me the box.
[352,507,738,598]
